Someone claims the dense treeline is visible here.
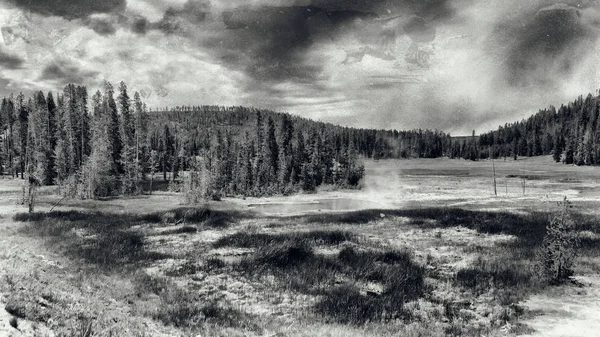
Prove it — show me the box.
[146,107,450,197]
[0,82,454,199]
[449,92,600,164]
[0,82,369,199]
[0,82,150,198]
[147,107,366,198]
[149,106,451,161]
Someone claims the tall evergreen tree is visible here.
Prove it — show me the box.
[104,81,123,176]
[46,92,57,184]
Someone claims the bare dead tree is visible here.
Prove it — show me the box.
[27,175,41,213]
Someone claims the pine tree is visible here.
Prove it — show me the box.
[104,81,123,177]
[46,92,58,184]
[278,114,294,189]
[134,92,149,180]
[118,81,137,194]
[0,98,6,174]
[61,85,77,175]
[292,130,306,184]
[553,134,563,163]
[267,117,279,178]
[32,91,49,184]
[16,93,28,179]
[55,94,69,185]
[564,135,575,165]
[537,198,579,284]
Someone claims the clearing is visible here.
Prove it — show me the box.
[0,155,599,336]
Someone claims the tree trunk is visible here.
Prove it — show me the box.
[28,183,35,213]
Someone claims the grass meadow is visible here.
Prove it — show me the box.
[2,156,600,336]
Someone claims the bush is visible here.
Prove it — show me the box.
[346,163,365,187]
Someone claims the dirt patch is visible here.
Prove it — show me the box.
[520,276,600,337]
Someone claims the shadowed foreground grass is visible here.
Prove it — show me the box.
[13,206,248,271]
[15,210,169,271]
[216,231,425,324]
[10,205,600,336]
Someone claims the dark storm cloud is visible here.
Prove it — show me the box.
[0,49,24,69]
[217,6,329,82]
[131,16,150,35]
[496,2,600,88]
[83,17,117,36]
[154,0,211,35]
[210,0,454,84]
[5,0,126,20]
[39,59,99,86]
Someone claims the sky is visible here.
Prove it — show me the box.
[1,0,600,135]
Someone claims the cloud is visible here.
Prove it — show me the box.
[4,0,126,20]
[83,15,118,36]
[0,49,24,69]
[6,0,600,136]
[496,2,598,89]
[39,59,100,86]
[131,16,150,34]
[154,0,211,35]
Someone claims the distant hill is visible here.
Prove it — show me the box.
[450,92,600,165]
[149,105,452,160]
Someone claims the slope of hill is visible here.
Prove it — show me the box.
[451,92,600,165]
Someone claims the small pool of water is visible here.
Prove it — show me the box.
[248,198,384,215]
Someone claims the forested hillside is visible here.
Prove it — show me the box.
[0,82,451,199]
[450,92,600,164]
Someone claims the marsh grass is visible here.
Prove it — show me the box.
[455,255,535,302]
[217,231,425,324]
[12,205,600,335]
[301,208,551,243]
[131,272,259,331]
[213,230,357,248]
[156,226,198,235]
[15,211,170,271]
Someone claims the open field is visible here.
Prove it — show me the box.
[1,156,599,336]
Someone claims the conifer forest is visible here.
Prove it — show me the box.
[4,82,600,200]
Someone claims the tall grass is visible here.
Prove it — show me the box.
[213,230,356,248]
[15,210,170,271]
[217,231,425,324]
